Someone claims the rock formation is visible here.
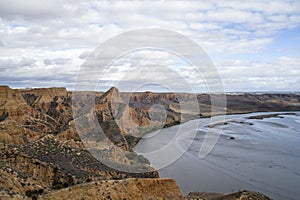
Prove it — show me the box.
[185,190,271,200]
[43,178,184,200]
[1,85,296,199]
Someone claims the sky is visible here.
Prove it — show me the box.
[0,0,300,92]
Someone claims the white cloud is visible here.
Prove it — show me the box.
[0,57,36,69]
[0,0,299,91]
[217,57,300,91]
[0,0,65,20]
[43,58,71,66]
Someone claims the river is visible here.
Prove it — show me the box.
[134,112,300,200]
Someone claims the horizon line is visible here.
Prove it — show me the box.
[1,85,299,94]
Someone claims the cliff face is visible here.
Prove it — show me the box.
[0,86,297,199]
[3,86,298,149]
[0,86,36,144]
[0,86,162,198]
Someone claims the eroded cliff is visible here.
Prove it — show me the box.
[0,85,296,199]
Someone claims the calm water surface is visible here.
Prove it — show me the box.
[134,112,300,200]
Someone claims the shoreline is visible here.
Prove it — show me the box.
[131,110,299,150]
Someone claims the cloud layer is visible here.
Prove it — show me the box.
[0,0,299,92]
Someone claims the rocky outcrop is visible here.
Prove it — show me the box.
[94,87,129,150]
[43,178,184,200]
[0,143,62,196]
[0,86,37,144]
[185,190,271,200]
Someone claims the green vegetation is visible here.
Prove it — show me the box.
[72,135,81,142]
[125,135,141,151]
[25,188,44,197]
[125,152,150,166]
[163,120,181,128]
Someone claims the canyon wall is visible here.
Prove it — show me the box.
[1,85,298,199]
